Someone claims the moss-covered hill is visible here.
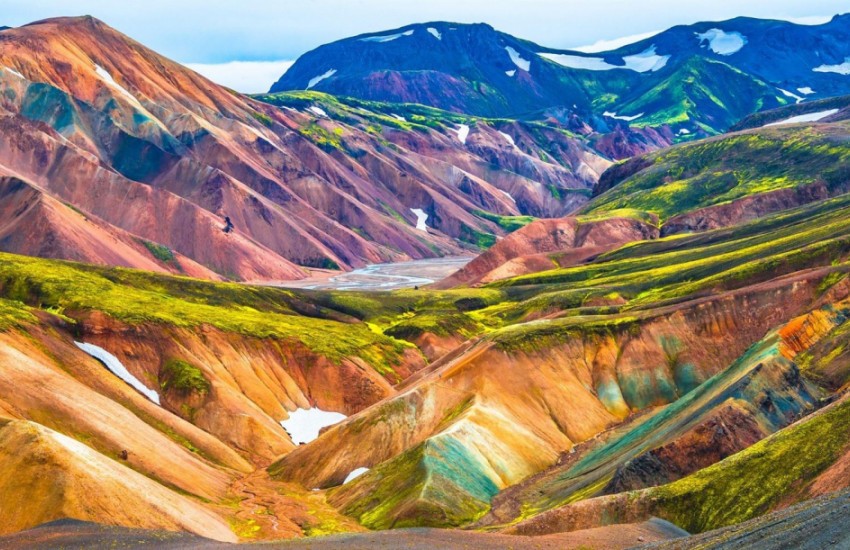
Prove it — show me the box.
[583,121,850,225]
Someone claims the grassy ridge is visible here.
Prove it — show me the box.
[651,396,850,532]
[583,122,850,222]
[0,253,411,373]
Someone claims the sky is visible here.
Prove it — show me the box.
[3,1,847,92]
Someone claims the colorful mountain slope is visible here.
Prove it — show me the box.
[0,17,669,281]
[268,188,850,529]
[584,120,850,231]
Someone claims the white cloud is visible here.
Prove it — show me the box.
[573,30,662,53]
[185,59,294,94]
[781,15,834,25]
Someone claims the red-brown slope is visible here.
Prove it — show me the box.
[0,17,642,280]
[436,215,659,288]
[0,174,220,278]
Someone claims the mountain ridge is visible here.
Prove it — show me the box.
[272,15,850,134]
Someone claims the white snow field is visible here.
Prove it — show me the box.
[622,46,670,72]
[308,105,329,118]
[814,58,850,75]
[505,46,531,71]
[540,45,668,73]
[696,29,747,55]
[360,30,414,43]
[74,342,161,405]
[798,87,816,95]
[603,111,644,121]
[94,64,143,108]
[280,407,346,444]
[765,109,840,127]
[410,208,429,231]
[307,69,336,89]
[343,467,370,484]
[499,131,515,145]
[456,124,470,144]
[539,53,619,71]
[427,27,442,40]
[3,66,24,79]
[780,89,805,104]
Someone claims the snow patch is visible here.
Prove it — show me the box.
[3,66,24,79]
[360,30,414,43]
[622,46,670,72]
[765,109,840,127]
[540,53,618,71]
[505,70,516,77]
[308,105,329,118]
[779,88,805,104]
[540,45,668,73]
[280,407,346,444]
[343,467,369,484]
[678,128,691,135]
[696,29,747,55]
[797,87,816,95]
[391,114,406,121]
[307,69,336,90]
[500,189,516,202]
[74,342,160,405]
[814,58,850,75]
[604,111,644,122]
[499,131,515,145]
[410,208,429,232]
[456,124,470,144]
[427,27,442,40]
[505,46,531,72]
[94,64,142,108]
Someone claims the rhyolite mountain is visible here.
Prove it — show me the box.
[3,113,850,545]
[4,11,850,550]
[272,15,850,135]
[0,16,669,281]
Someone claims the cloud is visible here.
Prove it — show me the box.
[781,14,834,25]
[573,31,662,53]
[185,60,294,94]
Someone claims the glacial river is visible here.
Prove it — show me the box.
[276,256,471,291]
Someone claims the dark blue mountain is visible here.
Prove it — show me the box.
[271,15,850,134]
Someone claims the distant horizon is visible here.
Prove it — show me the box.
[4,1,847,92]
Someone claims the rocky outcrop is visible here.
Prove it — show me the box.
[602,402,768,494]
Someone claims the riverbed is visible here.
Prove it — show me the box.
[276,256,471,291]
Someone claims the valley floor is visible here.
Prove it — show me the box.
[0,518,687,550]
[273,256,472,291]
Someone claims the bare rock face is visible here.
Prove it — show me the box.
[602,403,769,494]
[437,215,659,287]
